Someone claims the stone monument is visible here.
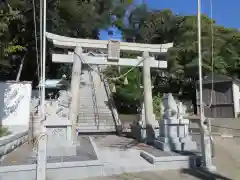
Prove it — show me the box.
[154,93,197,152]
[44,114,76,156]
[41,89,77,157]
[131,102,159,142]
[56,90,71,118]
[130,103,146,142]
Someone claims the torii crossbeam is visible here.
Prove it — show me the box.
[46,32,173,143]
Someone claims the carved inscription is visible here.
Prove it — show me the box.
[47,127,67,145]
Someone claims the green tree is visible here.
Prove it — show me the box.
[106,8,240,112]
[0,0,133,84]
[0,3,25,78]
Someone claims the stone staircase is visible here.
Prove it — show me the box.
[76,67,116,133]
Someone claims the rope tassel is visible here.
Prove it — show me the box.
[112,84,116,93]
[118,66,121,74]
[123,76,128,85]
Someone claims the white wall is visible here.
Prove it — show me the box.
[232,82,240,118]
[0,81,32,132]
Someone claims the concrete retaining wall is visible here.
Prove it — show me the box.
[0,130,28,161]
[190,118,240,135]
[120,114,240,136]
[210,118,240,135]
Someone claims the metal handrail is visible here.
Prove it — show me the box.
[97,66,122,133]
[88,69,100,129]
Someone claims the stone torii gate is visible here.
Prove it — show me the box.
[46,32,173,143]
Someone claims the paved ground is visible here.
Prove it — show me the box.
[212,136,240,179]
[93,135,157,175]
[78,136,240,180]
[1,135,240,180]
[79,170,231,180]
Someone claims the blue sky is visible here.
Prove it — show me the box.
[100,0,239,40]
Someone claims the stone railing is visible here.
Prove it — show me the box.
[0,130,28,161]
[97,66,122,134]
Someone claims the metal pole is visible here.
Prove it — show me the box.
[36,134,47,180]
[39,0,43,104]
[41,0,47,117]
[197,0,214,171]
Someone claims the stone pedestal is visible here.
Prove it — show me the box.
[44,115,77,156]
[130,123,146,142]
[154,93,197,152]
[131,103,159,142]
[131,103,146,142]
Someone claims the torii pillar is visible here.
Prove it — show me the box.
[143,54,158,143]
[69,47,82,143]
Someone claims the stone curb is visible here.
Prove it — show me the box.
[0,131,28,162]
[190,132,240,138]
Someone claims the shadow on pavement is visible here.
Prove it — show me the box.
[181,168,233,180]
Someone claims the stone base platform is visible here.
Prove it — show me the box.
[154,136,198,152]
[130,124,159,143]
[139,145,201,170]
[0,136,104,180]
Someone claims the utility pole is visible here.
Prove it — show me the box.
[197,0,215,171]
[40,0,47,117]
[39,0,43,110]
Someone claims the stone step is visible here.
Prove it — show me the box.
[77,123,115,127]
[79,101,94,104]
[79,111,111,115]
[77,118,114,122]
[97,110,112,114]
[77,125,116,132]
[78,114,113,118]
[79,107,111,111]
[79,106,96,108]
[77,121,115,126]
[79,107,111,110]
[78,116,113,119]
[77,117,114,121]
[77,123,115,128]
[77,128,116,133]
[79,97,92,99]
[78,116,114,121]
[78,111,112,115]
[77,114,113,119]
[78,109,95,112]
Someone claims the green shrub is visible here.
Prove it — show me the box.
[0,127,10,137]
[153,93,162,118]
